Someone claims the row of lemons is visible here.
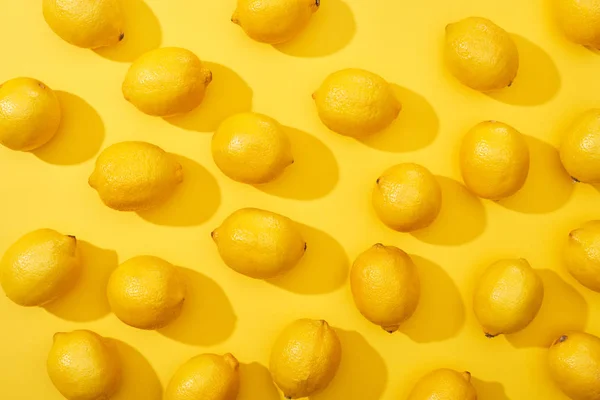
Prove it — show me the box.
[2,0,600,399]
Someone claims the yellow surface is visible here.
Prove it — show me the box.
[1,0,600,399]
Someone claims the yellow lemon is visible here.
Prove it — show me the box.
[0,77,61,151]
[1,229,80,307]
[445,17,519,91]
[559,109,600,183]
[548,332,600,400]
[556,0,600,48]
[122,47,213,117]
[408,369,477,400]
[47,330,121,400]
[88,141,183,211]
[372,163,442,232]
[473,258,544,337]
[270,319,341,399]
[107,256,186,330]
[460,121,529,200]
[165,353,240,400]
[350,244,420,333]
[212,112,293,184]
[212,208,306,279]
[43,0,124,49]
[313,68,401,138]
[232,0,320,44]
[565,221,600,292]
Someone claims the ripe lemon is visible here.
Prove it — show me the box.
[556,0,600,48]
[565,221,600,292]
[408,369,477,400]
[559,109,600,183]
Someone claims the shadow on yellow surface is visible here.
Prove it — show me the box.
[34,91,104,165]
[95,0,162,62]
[401,256,465,342]
[360,85,439,153]
[138,155,221,226]
[488,35,560,106]
[471,378,511,400]
[238,362,280,400]
[166,63,253,132]
[499,136,573,214]
[269,224,349,294]
[159,267,236,346]
[109,339,162,400]
[312,330,387,400]
[258,127,339,200]
[274,0,355,58]
[506,269,588,348]
[412,177,486,246]
[45,241,117,322]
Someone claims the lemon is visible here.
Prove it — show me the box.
[212,208,306,279]
[43,0,124,49]
[559,109,600,183]
[0,77,61,151]
[548,332,600,400]
[47,330,121,400]
[350,244,420,333]
[232,0,320,44]
[122,47,213,117]
[107,256,186,330]
[313,68,402,138]
[165,353,240,400]
[408,369,477,400]
[1,229,80,307]
[473,258,544,337]
[460,121,529,200]
[445,17,519,92]
[270,319,341,399]
[212,112,293,184]
[556,0,600,48]
[89,141,183,211]
[372,163,442,232]
[565,221,600,292]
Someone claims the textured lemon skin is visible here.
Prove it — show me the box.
[43,0,124,49]
[122,47,213,117]
[445,17,519,92]
[559,109,600,183]
[212,208,306,279]
[372,163,442,232]
[473,258,544,337]
[232,0,319,44]
[460,121,529,200]
[408,369,477,400]
[107,256,186,330]
[0,77,61,151]
[556,0,600,48]
[350,244,420,333]
[88,141,183,212]
[548,332,600,400]
[270,319,341,399]
[165,354,240,400]
[0,229,80,307]
[47,330,121,400]
[565,221,600,292]
[212,112,293,184]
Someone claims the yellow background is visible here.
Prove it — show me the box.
[1,0,599,398]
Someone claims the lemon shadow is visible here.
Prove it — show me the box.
[268,224,349,294]
[257,127,339,200]
[159,267,236,346]
[238,363,280,400]
[360,85,439,152]
[94,0,162,62]
[312,330,387,400]
[499,136,573,214]
[138,155,221,226]
[412,176,486,246]
[274,0,356,57]
[109,340,162,400]
[506,269,588,348]
[165,63,253,132]
[471,378,511,400]
[487,35,560,106]
[45,241,118,322]
[34,91,105,165]
[400,256,465,342]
